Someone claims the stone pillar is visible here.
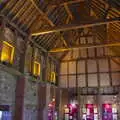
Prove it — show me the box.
[14,76,25,120]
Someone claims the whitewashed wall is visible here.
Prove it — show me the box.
[78,60,85,73]
[88,74,98,87]
[60,46,120,88]
[78,75,86,87]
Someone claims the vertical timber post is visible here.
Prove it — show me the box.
[67,62,70,102]
[14,35,28,120]
[37,84,47,120]
[76,60,80,119]
[94,32,102,120]
[37,52,48,120]
[0,16,6,58]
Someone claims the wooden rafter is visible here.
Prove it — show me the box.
[104,4,111,19]
[0,15,57,61]
[29,0,68,48]
[49,42,120,52]
[29,0,54,26]
[32,17,120,36]
[50,0,85,7]
[64,3,73,20]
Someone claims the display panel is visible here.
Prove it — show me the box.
[64,105,69,120]
[102,104,118,120]
[102,104,113,120]
[1,41,14,64]
[0,111,2,120]
[94,105,98,120]
[86,104,94,120]
[82,107,87,120]
[0,111,12,120]
[33,61,40,76]
[82,104,98,120]
[112,104,117,120]
[64,103,78,120]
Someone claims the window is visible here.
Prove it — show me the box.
[1,41,14,64]
[33,61,40,76]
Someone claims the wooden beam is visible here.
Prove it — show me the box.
[67,62,69,89]
[14,35,27,120]
[32,17,120,36]
[49,42,120,52]
[29,0,68,47]
[112,58,120,66]
[61,56,120,62]
[51,0,85,7]
[60,71,120,76]
[108,58,112,86]
[64,3,73,20]
[66,16,71,24]
[14,77,25,120]
[60,51,69,59]
[0,14,27,36]
[29,0,54,27]
[70,86,119,95]
[0,15,57,61]
[0,63,22,76]
[30,38,57,61]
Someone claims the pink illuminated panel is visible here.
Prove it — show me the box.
[102,103,118,120]
[84,104,98,120]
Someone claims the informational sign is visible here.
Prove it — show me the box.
[102,104,113,120]
[64,103,78,120]
[94,105,98,120]
[0,111,12,120]
[50,72,56,83]
[112,104,118,120]
[65,108,69,114]
[112,104,117,113]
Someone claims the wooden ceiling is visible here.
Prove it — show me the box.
[0,0,120,59]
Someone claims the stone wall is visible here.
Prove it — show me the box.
[0,70,17,116]
[23,78,38,120]
[0,23,59,120]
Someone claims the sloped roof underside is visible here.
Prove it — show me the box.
[0,0,120,59]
